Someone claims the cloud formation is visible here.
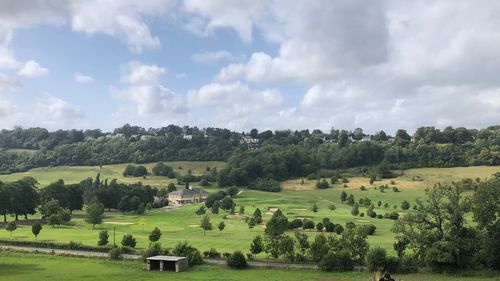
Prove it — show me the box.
[74,72,94,84]
[17,60,49,77]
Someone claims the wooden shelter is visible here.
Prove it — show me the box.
[146,256,188,272]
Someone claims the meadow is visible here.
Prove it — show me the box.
[1,164,498,256]
[0,161,225,187]
[1,251,498,281]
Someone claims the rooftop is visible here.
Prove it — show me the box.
[169,188,208,196]
[146,255,187,261]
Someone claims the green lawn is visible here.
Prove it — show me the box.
[2,165,499,256]
[0,161,225,187]
[1,251,498,281]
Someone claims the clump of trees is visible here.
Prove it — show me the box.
[122,165,148,177]
[393,174,500,272]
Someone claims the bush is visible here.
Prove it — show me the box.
[328,204,336,211]
[360,185,366,191]
[302,219,315,230]
[226,187,239,197]
[319,250,353,272]
[366,247,387,272]
[316,222,324,232]
[173,241,203,266]
[249,178,281,192]
[325,222,335,232]
[98,230,109,246]
[342,178,349,183]
[0,239,113,253]
[142,242,163,261]
[226,250,248,269]
[109,247,122,260]
[203,248,221,258]
[398,254,419,273]
[384,256,400,273]
[316,179,330,189]
[334,224,344,234]
[121,234,136,248]
[287,219,303,229]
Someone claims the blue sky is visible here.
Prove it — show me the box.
[0,1,499,134]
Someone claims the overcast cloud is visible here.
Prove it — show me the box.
[0,0,498,133]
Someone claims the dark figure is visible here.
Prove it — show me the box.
[379,273,395,281]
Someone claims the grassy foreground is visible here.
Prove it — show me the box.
[1,251,498,281]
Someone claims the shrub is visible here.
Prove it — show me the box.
[345,222,356,229]
[302,219,315,230]
[325,222,335,232]
[342,178,349,183]
[392,186,399,192]
[366,247,387,272]
[334,224,344,234]
[226,250,248,269]
[359,212,365,217]
[173,241,203,266]
[109,247,122,260]
[316,222,324,232]
[226,186,239,197]
[121,234,136,248]
[249,178,281,192]
[384,256,400,273]
[319,250,353,272]
[203,248,221,258]
[0,239,113,253]
[142,242,163,261]
[316,179,330,189]
[98,230,109,246]
[360,185,366,191]
[398,254,419,273]
[377,214,383,219]
[328,204,336,211]
[287,219,303,229]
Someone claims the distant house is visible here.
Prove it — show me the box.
[182,134,193,141]
[241,136,259,144]
[360,136,371,142]
[168,188,208,205]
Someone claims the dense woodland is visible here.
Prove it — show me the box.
[0,125,498,187]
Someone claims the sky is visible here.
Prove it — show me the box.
[0,0,499,134]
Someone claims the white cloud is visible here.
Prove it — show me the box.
[120,61,166,84]
[0,0,175,54]
[113,61,185,119]
[17,60,49,77]
[0,98,16,117]
[182,0,264,42]
[192,50,235,64]
[36,96,84,120]
[0,73,22,91]
[70,0,175,53]
[175,73,187,79]
[73,72,94,84]
[188,81,284,130]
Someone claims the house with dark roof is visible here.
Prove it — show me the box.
[168,188,208,205]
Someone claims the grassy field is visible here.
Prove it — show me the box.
[0,161,225,187]
[1,251,498,281]
[1,165,498,256]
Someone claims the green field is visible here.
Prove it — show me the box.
[0,161,225,187]
[1,251,498,281]
[1,165,499,256]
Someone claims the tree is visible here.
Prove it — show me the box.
[248,217,256,230]
[265,209,288,237]
[312,202,318,213]
[195,206,206,215]
[239,205,245,214]
[149,227,162,244]
[200,215,212,236]
[32,222,42,240]
[351,203,359,216]
[6,221,16,237]
[250,235,263,258]
[152,162,173,176]
[220,196,234,211]
[85,199,104,229]
[340,191,347,202]
[401,200,410,210]
[227,250,248,269]
[98,230,109,246]
[211,200,220,214]
[166,183,177,193]
[121,234,136,248]
[218,221,225,232]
